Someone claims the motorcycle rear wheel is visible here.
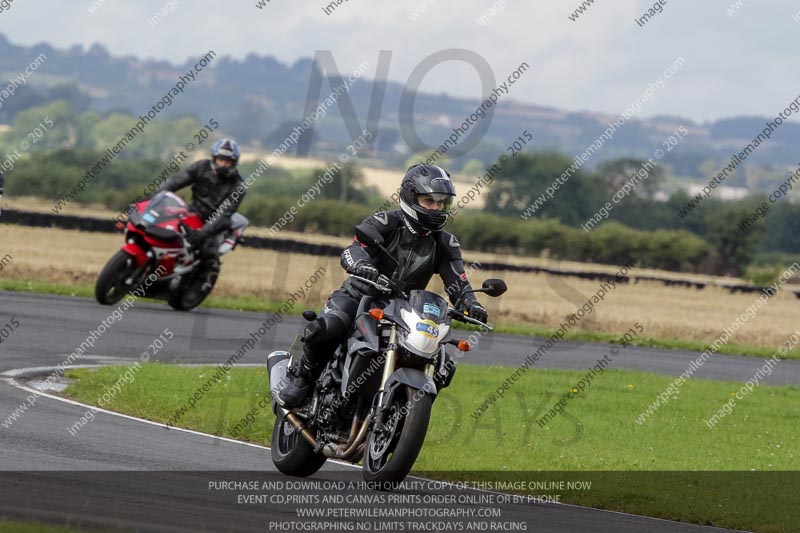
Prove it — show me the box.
[167,269,217,311]
[271,413,327,477]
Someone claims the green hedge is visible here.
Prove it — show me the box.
[240,197,712,272]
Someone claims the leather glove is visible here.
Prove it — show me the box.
[460,300,488,324]
[352,262,380,282]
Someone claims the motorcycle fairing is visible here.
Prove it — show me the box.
[340,313,381,397]
[139,192,191,225]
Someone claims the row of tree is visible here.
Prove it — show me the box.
[481,152,800,274]
[6,145,798,275]
[4,101,800,276]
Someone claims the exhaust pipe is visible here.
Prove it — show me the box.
[268,350,370,460]
[284,410,319,448]
[267,350,291,413]
[319,417,370,460]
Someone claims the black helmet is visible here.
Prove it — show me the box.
[211,138,240,179]
[399,164,456,233]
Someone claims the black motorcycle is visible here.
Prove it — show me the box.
[267,225,507,486]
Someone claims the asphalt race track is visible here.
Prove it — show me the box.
[0,291,776,532]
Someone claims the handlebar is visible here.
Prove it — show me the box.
[349,274,397,296]
[448,307,494,332]
[349,274,494,331]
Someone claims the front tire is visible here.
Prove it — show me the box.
[95,250,146,305]
[271,413,327,477]
[363,385,433,487]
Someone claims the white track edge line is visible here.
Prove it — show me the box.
[2,366,745,531]
[2,364,362,466]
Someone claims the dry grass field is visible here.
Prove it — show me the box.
[2,196,751,284]
[2,223,799,351]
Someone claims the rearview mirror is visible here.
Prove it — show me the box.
[481,279,507,297]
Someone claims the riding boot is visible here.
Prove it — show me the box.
[277,315,332,408]
[277,354,322,408]
[199,257,220,292]
[196,240,220,292]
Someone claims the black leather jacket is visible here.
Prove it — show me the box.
[341,210,478,306]
[161,159,245,234]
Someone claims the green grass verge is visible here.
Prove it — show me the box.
[495,321,799,360]
[64,363,800,532]
[0,279,95,299]
[0,520,99,533]
[4,277,799,360]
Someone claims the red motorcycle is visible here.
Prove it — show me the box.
[95,191,248,310]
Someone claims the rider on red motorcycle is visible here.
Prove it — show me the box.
[160,139,246,273]
[278,164,488,408]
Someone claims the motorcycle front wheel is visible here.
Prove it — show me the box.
[362,385,433,487]
[95,250,148,305]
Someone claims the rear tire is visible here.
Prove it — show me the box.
[271,413,327,477]
[362,385,432,488]
[167,269,217,311]
[95,250,145,305]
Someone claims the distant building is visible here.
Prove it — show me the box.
[687,184,749,201]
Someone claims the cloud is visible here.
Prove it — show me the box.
[2,0,800,121]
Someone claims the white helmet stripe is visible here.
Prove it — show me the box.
[432,166,450,180]
[399,199,419,219]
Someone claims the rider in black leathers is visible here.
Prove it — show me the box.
[278,164,488,408]
[160,139,246,271]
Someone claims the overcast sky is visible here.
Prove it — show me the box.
[2,0,799,123]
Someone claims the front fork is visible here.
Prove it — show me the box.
[373,325,435,430]
[375,324,398,414]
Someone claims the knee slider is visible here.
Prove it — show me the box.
[303,318,328,349]
[320,313,349,341]
[303,314,349,350]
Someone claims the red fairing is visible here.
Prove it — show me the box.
[134,195,202,229]
[120,192,202,271]
[181,215,203,230]
[157,255,178,274]
[121,243,148,267]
